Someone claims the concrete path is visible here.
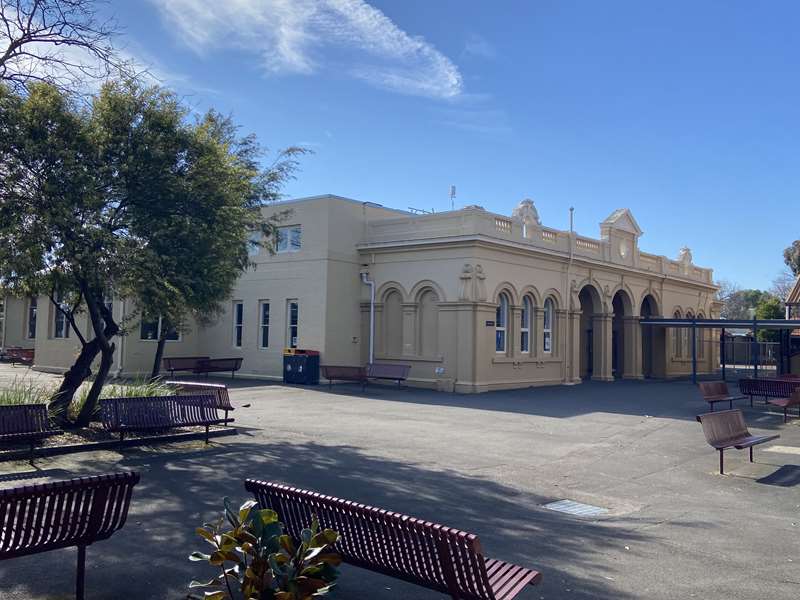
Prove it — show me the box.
[1,366,798,599]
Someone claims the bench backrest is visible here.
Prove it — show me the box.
[698,381,729,398]
[367,363,411,379]
[162,356,210,371]
[0,472,139,559]
[0,404,52,435]
[696,409,750,446]
[320,365,366,378]
[196,358,243,370]
[245,480,498,600]
[739,378,800,398]
[166,381,233,411]
[99,395,219,430]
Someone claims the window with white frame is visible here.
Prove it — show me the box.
[543,298,554,353]
[495,293,509,353]
[672,311,682,357]
[233,301,244,347]
[248,231,261,256]
[287,300,299,348]
[520,296,532,353]
[53,292,70,339]
[140,316,179,341]
[259,301,270,348]
[27,297,37,339]
[276,225,302,253]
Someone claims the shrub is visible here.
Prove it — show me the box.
[0,378,55,406]
[189,498,341,600]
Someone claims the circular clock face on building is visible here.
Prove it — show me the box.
[619,239,630,258]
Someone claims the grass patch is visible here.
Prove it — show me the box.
[0,378,56,406]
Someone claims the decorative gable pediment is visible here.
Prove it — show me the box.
[600,208,643,238]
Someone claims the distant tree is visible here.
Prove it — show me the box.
[770,269,796,301]
[0,81,303,425]
[0,0,136,96]
[784,240,800,276]
[716,280,770,320]
[755,296,784,341]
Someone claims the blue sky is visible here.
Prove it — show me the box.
[108,0,798,290]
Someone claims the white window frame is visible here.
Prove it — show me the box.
[276,225,302,253]
[233,301,244,348]
[139,316,181,342]
[520,296,531,353]
[259,300,270,349]
[287,300,299,349]
[53,293,70,339]
[27,297,37,340]
[543,298,554,354]
[495,293,508,354]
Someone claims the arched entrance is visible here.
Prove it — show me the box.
[640,294,664,378]
[612,290,634,378]
[578,285,604,379]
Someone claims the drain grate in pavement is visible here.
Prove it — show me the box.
[543,499,608,518]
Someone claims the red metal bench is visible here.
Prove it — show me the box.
[698,381,746,411]
[194,357,243,379]
[321,365,368,390]
[0,472,140,600]
[167,381,235,424]
[0,404,60,461]
[4,347,34,367]
[367,363,412,387]
[99,394,225,443]
[696,409,779,474]
[766,389,800,423]
[162,356,210,376]
[739,378,800,408]
[245,479,542,599]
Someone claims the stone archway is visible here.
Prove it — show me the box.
[640,294,664,378]
[612,290,634,378]
[578,285,607,380]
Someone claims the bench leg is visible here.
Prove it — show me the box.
[76,545,86,600]
[29,440,35,465]
[784,408,788,424]
[749,447,754,463]
[719,449,724,475]
[205,424,210,444]
[750,395,753,408]
[729,399,732,410]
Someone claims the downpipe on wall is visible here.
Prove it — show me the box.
[360,270,375,364]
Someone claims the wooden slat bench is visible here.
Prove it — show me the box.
[0,404,60,461]
[194,357,243,379]
[244,479,542,599]
[162,356,210,377]
[696,409,779,474]
[321,365,368,390]
[367,363,412,387]
[166,381,235,424]
[765,389,800,423]
[5,347,34,367]
[698,381,746,411]
[99,395,225,443]
[0,471,140,600]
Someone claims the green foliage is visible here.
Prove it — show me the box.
[0,379,56,406]
[785,240,800,277]
[189,498,340,600]
[70,376,176,420]
[755,296,785,341]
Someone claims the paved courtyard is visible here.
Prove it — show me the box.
[1,364,798,599]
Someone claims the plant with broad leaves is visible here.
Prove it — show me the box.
[189,498,341,599]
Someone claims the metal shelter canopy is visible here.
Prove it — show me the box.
[639,318,800,383]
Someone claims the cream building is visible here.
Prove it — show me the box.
[1,195,721,392]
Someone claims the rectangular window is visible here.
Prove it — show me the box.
[140,316,180,341]
[495,295,508,353]
[27,297,37,339]
[287,300,298,349]
[276,225,302,253]
[248,231,261,256]
[53,293,70,339]
[543,300,553,353]
[259,301,270,349]
[520,298,531,353]
[233,301,244,348]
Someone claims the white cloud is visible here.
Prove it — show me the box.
[463,33,497,60]
[151,0,463,99]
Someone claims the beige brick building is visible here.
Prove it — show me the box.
[1,195,721,392]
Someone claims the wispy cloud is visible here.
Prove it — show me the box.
[435,94,511,136]
[151,0,463,99]
[462,33,497,60]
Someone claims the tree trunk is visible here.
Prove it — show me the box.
[74,341,115,427]
[49,339,101,427]
[151,335,167,381]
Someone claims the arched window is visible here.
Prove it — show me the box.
[697,313,705,359]
[685,311,694,358]
[418,289,439,357]
[520,296,532,353]
[384,290,403,356]
[672,310,682,357]
[543,298,554,353]
[496,293,509,353]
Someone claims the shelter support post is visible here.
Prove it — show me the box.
[691,320,697,384]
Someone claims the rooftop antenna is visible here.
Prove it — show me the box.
[449,185,456,211]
